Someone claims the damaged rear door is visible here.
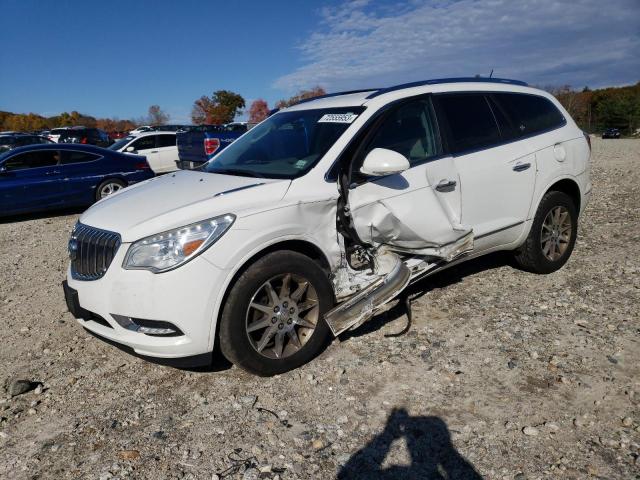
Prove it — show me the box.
[347,96,473,261]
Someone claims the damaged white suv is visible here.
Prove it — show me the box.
[63,78,591,375]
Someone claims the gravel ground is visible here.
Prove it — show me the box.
[0,138,638,480]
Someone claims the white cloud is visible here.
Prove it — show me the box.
[274,0,640,92]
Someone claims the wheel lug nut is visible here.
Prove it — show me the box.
[274,306,280,313]
[271,317,277,323]
[287,319,292,324]
[283,301,288,308]
[278,323,284,329]
[289,307,295,314]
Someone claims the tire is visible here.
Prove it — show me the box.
[219,250,334,376]
[95,178,126,201]
[514,190,578,274]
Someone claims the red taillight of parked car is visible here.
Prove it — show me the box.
[81,137,88,144]
[204,137,220,156]
[134,162,151,170]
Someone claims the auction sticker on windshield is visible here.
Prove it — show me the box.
[318,113,359,123]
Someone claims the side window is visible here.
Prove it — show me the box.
[3,150,60,171]
[435,93,501,154]
[487,95,520,141]
[362,98,441,167]
[59,151,101,165]
[493,93,565,136]
[131,136,156,151]
[157,134,176,148]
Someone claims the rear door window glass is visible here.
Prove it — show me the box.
[435,94,501,154]
[3,150,60,170]
[493,93,565,135]
[487,95,520,141]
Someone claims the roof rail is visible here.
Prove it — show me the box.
[365,77,528,99]
[293,88,380,106]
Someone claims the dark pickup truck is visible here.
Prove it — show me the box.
[176,123,249,170]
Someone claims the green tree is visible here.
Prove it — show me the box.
[191,90,245,124]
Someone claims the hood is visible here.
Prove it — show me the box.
[80,170,290,241]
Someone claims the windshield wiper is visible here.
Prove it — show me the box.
[209,168,265,178]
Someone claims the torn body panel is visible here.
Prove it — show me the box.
[349,161,473,260]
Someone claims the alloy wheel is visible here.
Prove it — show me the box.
[245,273,319,359]
[99,182,123,198]
[540,206,572,261]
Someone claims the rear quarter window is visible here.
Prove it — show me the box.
[493,93,565,136]
[60,151,101,164]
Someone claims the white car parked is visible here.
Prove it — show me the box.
[64,78,591,376]
[108,131,179,174]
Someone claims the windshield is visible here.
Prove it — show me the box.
[108,136,135,150]
[203,107,364,179]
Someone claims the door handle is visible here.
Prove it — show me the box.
[150,150,159,153]
[512,162,531,172]
[45,170,61,176]
[435,179,457,192]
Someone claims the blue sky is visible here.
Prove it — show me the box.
[1,0,639,123]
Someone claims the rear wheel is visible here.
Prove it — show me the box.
[95,178,126,201]
[514,191,578,274]
[219,251,333,376]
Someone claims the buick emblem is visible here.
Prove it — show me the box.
[68,238,78,261]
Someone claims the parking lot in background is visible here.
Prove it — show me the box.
[0,138,638,478]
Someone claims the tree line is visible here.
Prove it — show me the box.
[548,81,639,135]
[6,81,634,135]
[0,105,170,133]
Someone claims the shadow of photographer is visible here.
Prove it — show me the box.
[337,408,482,479]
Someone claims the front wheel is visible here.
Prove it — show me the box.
[219,250,333,376]
[514,190,578,274]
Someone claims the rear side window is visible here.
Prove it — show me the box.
[60,151,101,164]
[435,94,501,154]
[3,150,60,171]
[493,93,565,136]
[157,134,176,148]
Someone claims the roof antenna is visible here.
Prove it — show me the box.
[489,69,494,78]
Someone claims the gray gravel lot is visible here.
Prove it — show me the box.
[0,138,638,479]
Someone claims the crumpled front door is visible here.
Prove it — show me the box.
[349,156,473,261]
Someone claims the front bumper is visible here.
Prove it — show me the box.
[64,246,228,361]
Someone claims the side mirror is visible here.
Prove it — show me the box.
[360,148,410,176]
[125,146,136,153]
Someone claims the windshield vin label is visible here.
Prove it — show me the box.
[318,113,358,124]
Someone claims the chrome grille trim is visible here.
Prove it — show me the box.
[69,223,121,281]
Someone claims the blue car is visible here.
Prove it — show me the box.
[0,144,154,217]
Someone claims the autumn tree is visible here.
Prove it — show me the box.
[147,105,169,126]
[191,90,245,125]
[275,86,326,109]
[248,99,270,123]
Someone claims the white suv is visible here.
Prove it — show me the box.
[63,78,591,375]
[108,131,178,174]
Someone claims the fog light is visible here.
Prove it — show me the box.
[111,314,182,337]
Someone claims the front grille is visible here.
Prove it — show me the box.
[69,223,121,281]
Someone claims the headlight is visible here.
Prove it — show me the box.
[122,214,235,272]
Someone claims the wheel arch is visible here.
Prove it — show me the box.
[545,177,581,212]
[209,238,334,352]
